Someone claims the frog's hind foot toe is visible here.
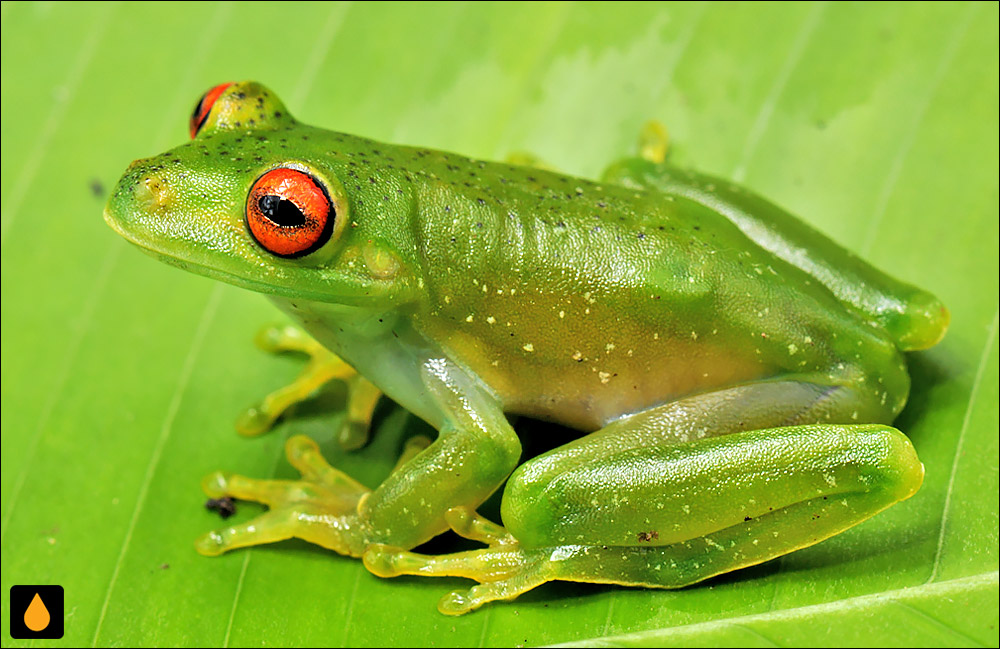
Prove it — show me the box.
[437,570,551,616]
[444,506,515,546]
[362,544,553,615]
[389,434,432,473]
[638,120,669,163]
[504,152,559,172]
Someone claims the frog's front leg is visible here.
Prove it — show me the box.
[237,324,382,450]
[366,381,923,615]
[197,357,521,560]
[357,358,521,547]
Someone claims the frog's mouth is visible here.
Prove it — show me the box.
[103,205,297,297]
[103,206,409,307]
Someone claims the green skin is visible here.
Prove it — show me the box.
[105,81,948,615]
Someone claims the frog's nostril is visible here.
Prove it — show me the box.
[134,174,174,212]
[126,158,150,173]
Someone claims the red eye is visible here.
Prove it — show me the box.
[246,168,334,257]
[189,82,233,139]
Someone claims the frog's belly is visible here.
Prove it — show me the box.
[448,332,773,431]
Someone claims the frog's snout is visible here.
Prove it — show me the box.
[111,158,177,216]
[105,157,182,246]
[132,170,175,213]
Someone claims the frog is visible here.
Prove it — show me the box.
[104,81,948,615]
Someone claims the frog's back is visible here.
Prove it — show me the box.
[602,159,950,353]
[407,158,908,431]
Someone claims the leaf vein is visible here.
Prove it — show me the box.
[860,2,979,254]
[0,241,121,542]
[730,622,781,647]
[731,1,826,182]
[223,7,350,643]
[0,2,115,248]
[893,599,986,646]
[90,285,223,646]
[562,572,999,648]
[927,306,999,584]
[223,552,252,648]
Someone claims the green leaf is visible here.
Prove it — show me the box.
[560,573,999,647]
[2,2,996,647]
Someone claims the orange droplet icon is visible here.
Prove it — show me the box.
[24,592,51,632]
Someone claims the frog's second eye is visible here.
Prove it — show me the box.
[246,168,334,258]
[189,82,233,139]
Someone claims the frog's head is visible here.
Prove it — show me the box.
[105,81,419,307]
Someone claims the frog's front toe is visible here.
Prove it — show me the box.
[196,435,372,557]
[237,325,382,450]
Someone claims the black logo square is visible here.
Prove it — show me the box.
[9,585,64,639]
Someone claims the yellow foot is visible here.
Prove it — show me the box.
[196,435,370,557]
[364,543,553,615]
[504,152,558,171]
[444,507,515,546]
[362,509,524,615]
[236,324,382,450]
[639,120,669,163]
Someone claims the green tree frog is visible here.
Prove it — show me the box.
[105,81,948,615]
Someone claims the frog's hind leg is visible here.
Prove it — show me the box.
[637,120,669,163]
[369,424,919,614]
[601,122,948,351]
[237,324,382,450]
[503,152,559,171]
[365,381,924,614]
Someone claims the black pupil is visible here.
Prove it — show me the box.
[259,195,306,227]
[191,95,206,123]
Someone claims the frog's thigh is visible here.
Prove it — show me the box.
[504,421,921,584]
[504,380,920,551]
